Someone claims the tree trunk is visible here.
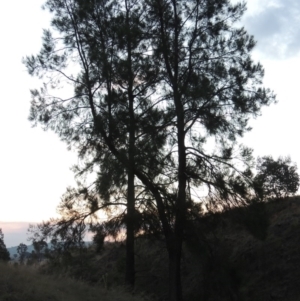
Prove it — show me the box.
[168,240,183,301]
[125,0,136,288]
[126,165,135,287]
[126,77,136,288]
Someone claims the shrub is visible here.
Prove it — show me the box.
[0,229,10,261]
[254,156,300,199]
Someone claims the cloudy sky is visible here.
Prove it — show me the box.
[1,0,300,247]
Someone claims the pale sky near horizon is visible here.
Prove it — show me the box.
[1,0,300,247]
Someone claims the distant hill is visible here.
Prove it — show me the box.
[7,244,34,259]
[7,242,92,259]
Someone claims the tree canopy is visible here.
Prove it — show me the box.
[24,0,275,300]
[254,156,299,199]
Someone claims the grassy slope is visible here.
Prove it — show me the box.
[0,262,148,301]
[1,196,300,301]
[182,196,300,301]
[91,196,300,301]
[234,196,300,301]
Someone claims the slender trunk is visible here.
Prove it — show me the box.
[125,1,135,287]
[168,240,183,301]
[126,160,135,287]
[151,0,187,297]
[126,96,136,287]
[125,64,136,288]
[171,0,186,296]
[169,94,186,301]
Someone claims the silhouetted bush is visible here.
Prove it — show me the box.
[254,156,299,199]
[0,229,10,261]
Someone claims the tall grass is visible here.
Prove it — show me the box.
[0,262,148,301]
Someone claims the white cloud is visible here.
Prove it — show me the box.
[243,0,300,59]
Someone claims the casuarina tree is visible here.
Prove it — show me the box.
[24,0,275,300]
[143,0,275,299]
[24,0,166,288]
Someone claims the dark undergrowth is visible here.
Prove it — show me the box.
[0,261,149,301]
[2,196,300,301]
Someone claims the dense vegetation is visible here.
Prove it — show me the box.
[2,196,300,301]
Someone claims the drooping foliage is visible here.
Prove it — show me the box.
[142,1,275,298]
[24,0,276,300]
[25,0,168,287]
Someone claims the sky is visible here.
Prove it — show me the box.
[1,0,300,247]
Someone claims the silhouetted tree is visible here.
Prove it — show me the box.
[144,1,275,299]
[24,0,276,300]
[32,240,48,262]
[0,229,10,261]
[24,0,165,288]
[254,156,299,199]
[17,243,28,264]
